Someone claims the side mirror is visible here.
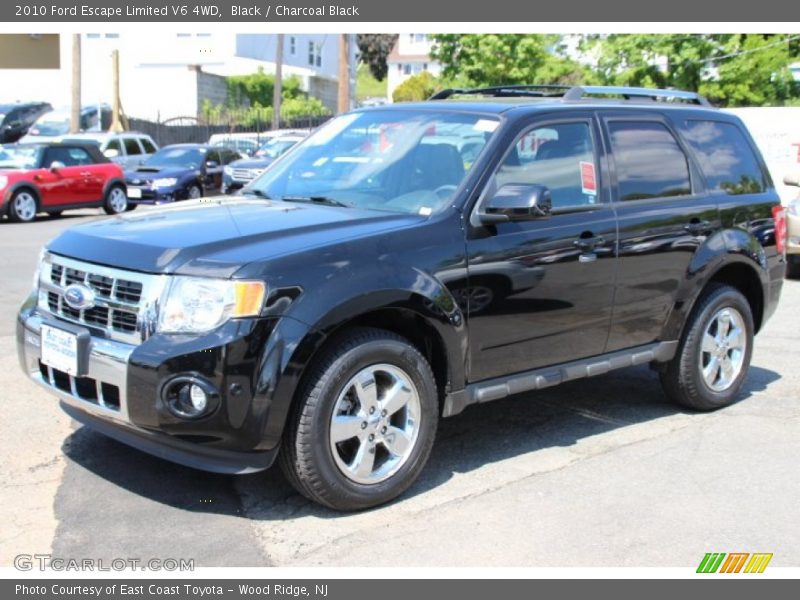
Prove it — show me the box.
[783,173,800,187]
[104,148,120,159]
[49,161,66,172]
[480,184,552,224]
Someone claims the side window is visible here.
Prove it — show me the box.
[494,121,599,208]
[206,149,221,165]
[45,147,92,167]
[140,138,157,154]
[608,121,691,201]
[105,139,123,153]
[682,120,768,195]
[123,138,142,156]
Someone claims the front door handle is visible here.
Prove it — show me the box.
[574,235,606,252]
[684,219,712,235]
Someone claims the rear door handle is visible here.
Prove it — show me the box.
[574,235,606,252]
[684,220,712,234]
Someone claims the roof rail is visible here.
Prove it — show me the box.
[429,85,573,100]
[429,84,712,106]
[563,85,712,106]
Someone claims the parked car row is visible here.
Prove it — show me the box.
[0,126,308,222]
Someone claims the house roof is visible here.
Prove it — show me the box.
[386,40,431,64]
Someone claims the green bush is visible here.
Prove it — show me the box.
[392,71,440,103]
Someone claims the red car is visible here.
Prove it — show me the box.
[0,143,129,222]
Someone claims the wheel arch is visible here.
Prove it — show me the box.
[4,183,41,217]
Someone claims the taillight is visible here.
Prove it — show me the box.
[772,204,787,255]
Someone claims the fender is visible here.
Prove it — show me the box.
[660,226,771,342]
[2,181,41,214]
[101,176,126,198]
[252,266,468,451]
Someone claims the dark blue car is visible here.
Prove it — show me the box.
[125,144,240,203]
[222,134,303,194]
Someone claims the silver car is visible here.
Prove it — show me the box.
[57,132,159,170]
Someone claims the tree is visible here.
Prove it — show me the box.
[429,34,593,87]
[392,71,440,103]
[583,34,799,106]
[226,68,302,107]
[357,34,397,81]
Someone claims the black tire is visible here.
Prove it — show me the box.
[7,189,39,223]
[786,255,800,279]
[103,184,128,215]
[187,184,203,200]
[279,327,438,511]
[660,284,754,411]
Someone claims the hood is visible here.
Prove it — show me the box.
[229,157,274,169]
[126,166,197,181]
[46,198,423,277]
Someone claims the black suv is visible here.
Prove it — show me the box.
[0,101,52,143]
[17,86,786,511]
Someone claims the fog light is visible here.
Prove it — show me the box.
[161,376,218,419]
[188,384,208,412]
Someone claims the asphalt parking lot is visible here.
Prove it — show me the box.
[1,208,799,568]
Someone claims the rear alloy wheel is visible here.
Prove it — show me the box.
[8,190,38,222]
[280,327,438,511]
[187,184,202,200]
[660,284,754,411]
[103,185,128,215]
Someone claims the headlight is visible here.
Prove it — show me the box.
[0,176,7,190]
[153,177,178,188]
[223,166,233,176]
[158,277,266,333]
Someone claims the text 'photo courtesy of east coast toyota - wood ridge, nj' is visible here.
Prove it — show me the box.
[0,0,799,594]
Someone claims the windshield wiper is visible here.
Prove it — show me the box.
[281,195,352,208]
[241,188,271,199]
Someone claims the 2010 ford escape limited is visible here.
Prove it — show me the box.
[17,86,786,510]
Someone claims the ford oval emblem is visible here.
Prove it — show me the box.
[63,284,96,311]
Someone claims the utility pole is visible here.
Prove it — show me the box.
[109,49,123,132]
[272,34,283,131]
[337,34,350,113]
[70,34,81,133]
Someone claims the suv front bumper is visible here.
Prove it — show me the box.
[17,306,281,474]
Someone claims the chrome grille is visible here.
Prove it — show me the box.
[232,168,256,181]
[38,253,167,344]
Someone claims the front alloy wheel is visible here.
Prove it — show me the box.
[9,190,38,222]
[329,364,421,484]
[280,327,438,511]
[104,186,128,215]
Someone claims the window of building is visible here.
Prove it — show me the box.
[415,34,427,42]
[289,36,296,55]
[403,64,411,75]
[683,120,767,195]
[608,121,692,201]
[85,34,101,39]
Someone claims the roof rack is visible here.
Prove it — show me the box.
[429,85,573,100]
[429,84,712,106]
[563,85,712,106]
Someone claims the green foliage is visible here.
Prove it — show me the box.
[356,62,388,100]
[430,34,594,87]
[582,34,799,106]
[357,34,397,81]
[202,96,330,128]
[226,67,303,107]
[392,71,441,103]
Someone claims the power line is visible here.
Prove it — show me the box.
[697,34,800,65]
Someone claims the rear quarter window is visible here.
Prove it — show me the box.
[682,120,768,195]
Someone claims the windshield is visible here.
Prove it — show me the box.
[29,117,70,137]
[256,138,299,159]
[0,145,42,169]
[143,147,205,169]
[246,110,499,214]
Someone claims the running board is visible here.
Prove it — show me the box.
[442,341,678,417]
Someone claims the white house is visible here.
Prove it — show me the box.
[0,33,356,122]
[386,34,442,101]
